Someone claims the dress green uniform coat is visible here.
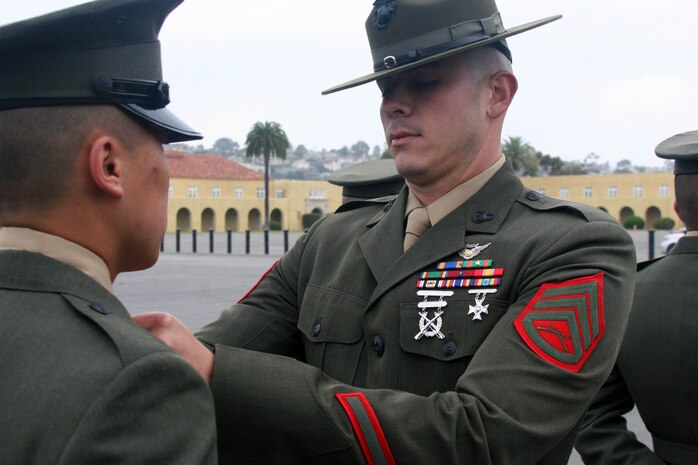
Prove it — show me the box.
[575,235,698,465]
[198,162,636,465]
[0,250,217,465]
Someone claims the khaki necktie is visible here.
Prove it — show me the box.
[403,206,431,251]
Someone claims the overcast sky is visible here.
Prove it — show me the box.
[6,0,698,167]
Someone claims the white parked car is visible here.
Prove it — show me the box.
[660,227,687,254]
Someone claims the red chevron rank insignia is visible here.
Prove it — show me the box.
[514,273,605,373]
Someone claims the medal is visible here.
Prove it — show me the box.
[414,290,453,340]
[468,289,497,321]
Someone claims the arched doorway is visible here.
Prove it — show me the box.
[248,209,261,231]
[176,208,191,232]
[270,208,283,230]
[619,207,634,224]
[645,206,661,229]
[311,207,323,215]
[201,208,215,232]
[225,208,239,232]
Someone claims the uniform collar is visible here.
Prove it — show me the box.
[0,227,113,293]
[405,155,506,226]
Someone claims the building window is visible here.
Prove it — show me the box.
[257,187,265,198]
[633,186,643,198]
[559,188,569,199]
[276,188,286,198]
[309,188,325,199]
[188,185,198,198]
[584,187,593,199]
[212,187,221,198]
[234,187,243,198]
[168,185,173,198]
[659,184,670,197]
[608,186,617,198]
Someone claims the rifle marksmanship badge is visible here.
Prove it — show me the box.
[514,272,605,373]
[414,290,453,339]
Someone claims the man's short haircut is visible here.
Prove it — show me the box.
[462,44,513,83]
[0,105,138,216]
[675,174,698,230]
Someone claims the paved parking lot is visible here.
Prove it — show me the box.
[115,230,664,463]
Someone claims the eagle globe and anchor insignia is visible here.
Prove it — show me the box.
[372,0,397,29]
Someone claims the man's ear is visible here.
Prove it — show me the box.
[88,135,125,198]
[673,200,685,223]
[487,70,518,119]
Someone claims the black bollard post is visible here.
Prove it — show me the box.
[245,230,250,255]
[227,230,232,254]
[192,229,197,253]
[264,226,269,255]
[209,229,214,253]
[648,229,655,260]
[176,229,180,253]
[284,230,289,252]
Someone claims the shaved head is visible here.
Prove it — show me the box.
[0,105,138,217]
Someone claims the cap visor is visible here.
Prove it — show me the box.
[119,104,202,143]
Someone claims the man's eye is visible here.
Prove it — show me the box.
[415,80,438,89]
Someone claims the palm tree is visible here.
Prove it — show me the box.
[502,136,539,176]
[245,121,291,231]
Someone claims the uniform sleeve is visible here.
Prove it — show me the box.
[202,219,637,465]
[58,351,217,465]
[574,366,665,465]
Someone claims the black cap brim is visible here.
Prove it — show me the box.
[119,104,202,143]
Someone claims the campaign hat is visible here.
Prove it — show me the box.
[655,130,698,175]
[0,0,201,143]
[322,0,561,95]
[328,158,404,200]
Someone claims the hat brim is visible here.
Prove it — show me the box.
[119,104,202,143]
[321,14,561,95]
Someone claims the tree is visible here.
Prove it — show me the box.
[350,140,370,158]
[294,144,308,158]
[503,136,539,176]
[536,152,565,175]
[245,121,291,231]
[212,137,239,156]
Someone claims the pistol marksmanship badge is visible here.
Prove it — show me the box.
[415,290,453,340]
[468,289,497,320]
[458,243,491,260]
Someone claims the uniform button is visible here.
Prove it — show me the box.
[89,302,110,315]
[312,323,321,337]
[526,191,541,201]
[442,341,457,357]
[371,335,385,357]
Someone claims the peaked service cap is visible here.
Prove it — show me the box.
[328,158,405,199]
[655,130,698,175]
[322,0,561,95]
[0,0,201,143]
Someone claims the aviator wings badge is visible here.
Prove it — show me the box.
[458,242,491,260]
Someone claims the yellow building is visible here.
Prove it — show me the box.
[167,152,681,232]
[166,151,342,233]
[521,172,680,228]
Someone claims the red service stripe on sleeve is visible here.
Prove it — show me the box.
[336,392,396,465]
[236,259,280,303]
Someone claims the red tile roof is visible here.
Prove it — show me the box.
[166,151,265,180]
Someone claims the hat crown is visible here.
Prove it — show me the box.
[366,0,499,49]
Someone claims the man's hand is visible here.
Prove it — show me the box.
[133,312,214,383]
